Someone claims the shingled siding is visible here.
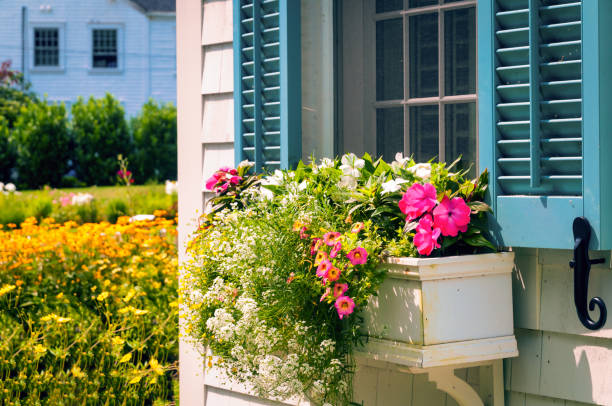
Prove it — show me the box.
[0,0,176,116]
[505,249,612,406]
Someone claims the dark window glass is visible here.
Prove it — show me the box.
[376,19,404,100]
[377,107,404,162]
[409,13,438,98]
[34,28,59,67]
[409,0,439,7]
[445,7,476,95]
[376,0,403,13]
[93,29,118,68]
[445,103,476,176]
[409,105,438,162]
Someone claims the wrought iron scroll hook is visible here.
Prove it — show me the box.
[569,217,607,330]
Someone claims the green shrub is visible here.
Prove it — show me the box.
[0,76,37,129]
[31,197,53,222]
[106,198,129,223]
[76,201,100,223]
[0,195,27,226]
[131,100,177,183]
[13,100,71,189]
[0,116,15,182]
[72,94,132,186]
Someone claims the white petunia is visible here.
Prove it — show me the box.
[391,152,411,170]
[381,178,409,194]
[407,163,432,179]
[338,175,357,190]
[339,153,365,178]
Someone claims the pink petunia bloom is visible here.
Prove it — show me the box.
[219,166,238,176]
[205,171,226,191]
[316,259,332,278]
[333,283,348,298]
[347,247,368,265]
[398,183,438,221]
[350,222,365,233]
[334,296,356,320]
[229,176,242,185]
[299,226,309,240]
[320,287,331,302]
[310,238,321,255]
[327,266,341,282]
[433,196,471,237]
[323,231,342,246]
[413,214,441,256]
[330,241,342,258]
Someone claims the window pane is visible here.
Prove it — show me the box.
[445,7,476,95]
[376,0,403,13]
[445,103,476,177]
[93,29,118,68]
[409,13,438,98]
[377,107,404,162]
[409,0,438,7]
[33,28,59,67]
[376,19,403,101]
[409,105,438,162]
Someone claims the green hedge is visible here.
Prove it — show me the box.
[0,89,177,189]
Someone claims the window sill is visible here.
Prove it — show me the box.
[30,66,65,73]
[87,68,124,75]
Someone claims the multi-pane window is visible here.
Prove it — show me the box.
[375,0,477,173]
[92,29,118,68]
[34,28,60,67]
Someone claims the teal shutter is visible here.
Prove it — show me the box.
[479,0,612,249]
[233,0,301,172]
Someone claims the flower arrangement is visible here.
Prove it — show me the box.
[183,153,494,405]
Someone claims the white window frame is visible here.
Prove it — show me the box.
[88,23,124,73]
[30,22,66,72]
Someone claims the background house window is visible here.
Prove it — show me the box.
[92,29,118,68]
[34,28,59,67]
[374,0,477,173]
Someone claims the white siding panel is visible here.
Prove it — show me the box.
[202,93,234,143]
[512,248,541,331]
[201,43,233,95]
[202,143,235,190]
[202,0,233,46]
[150,16,177,105]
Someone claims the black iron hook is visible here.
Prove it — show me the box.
[569,217,607,330]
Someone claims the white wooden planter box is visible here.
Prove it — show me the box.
[360,252,518,369]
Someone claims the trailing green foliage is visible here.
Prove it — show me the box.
[0,117,15,183]
[131,100,177,182]
[72,94,132,186]
[12,100,71,189]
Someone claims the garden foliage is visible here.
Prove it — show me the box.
[13,100,71,189]
[0,117,15,183]
[0,216,178,404]
[183,154,494,405]
[72,94,133,186]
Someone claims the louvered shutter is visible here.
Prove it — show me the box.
[233,0,301,172]
[479,0,612,249]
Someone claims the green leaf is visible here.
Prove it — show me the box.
[467,201,492,213]
[463,234,496,250]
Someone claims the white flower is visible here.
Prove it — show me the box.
[338,175,357,190]
[408,163,432,179]
[381,178,408,194]
[319,157,334,169]
[4,183,16,193]
[0,182,4,192]
[71,193,94,205]
[339,153,365,178]
[391,152,411,171]
[130,214,155,222]
[165,180,178,195]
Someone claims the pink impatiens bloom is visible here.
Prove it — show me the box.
[229,175,242,185]
[323,231,342,246]
[333,283,348,298]
[347,247,368,265]
[398,183,438,221]
[413,214,441,256]
[330,241,342,258]
[433,195,471,237]
[335,296,356,320]
[316,259,332,278]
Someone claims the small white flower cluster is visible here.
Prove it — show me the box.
[165,180,178,195]
[71,193,94,205]
[0,182,17,195]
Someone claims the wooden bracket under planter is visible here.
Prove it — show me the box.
[358,252,519,405]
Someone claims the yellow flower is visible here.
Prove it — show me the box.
[96,292,109,301]
[71,366,86,379]
[149,358,164,376]
[123,289,136,302]
[111,336,125,346]
[119,353,132,363]
[41,313,57,322]
[33,344,47,355]
[0,284,16,297]
[128,375,142,384]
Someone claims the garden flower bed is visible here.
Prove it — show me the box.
[183,154,508,405]
[0,215,178,404]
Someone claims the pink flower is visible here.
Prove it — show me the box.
[310,238,321,255]
[433,196,471,237]
[299,227,309,240]
[399,183,438,221]
[413,214,441,256]
[229,176,242,185]
[350,222,364,233]
[205,172,224,191]
[314,251,328,266]
[323,231,342,246]
[330,241,342,258]
[316,259,332,278]
[320,287,331,302]
[333,283,348,298]
[334,296,355,320]
[347,247,368,265]
[327,266,341,282]
[219,166,238,176]
[286,272,295,284]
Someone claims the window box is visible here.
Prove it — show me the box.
[361,252,518,369]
